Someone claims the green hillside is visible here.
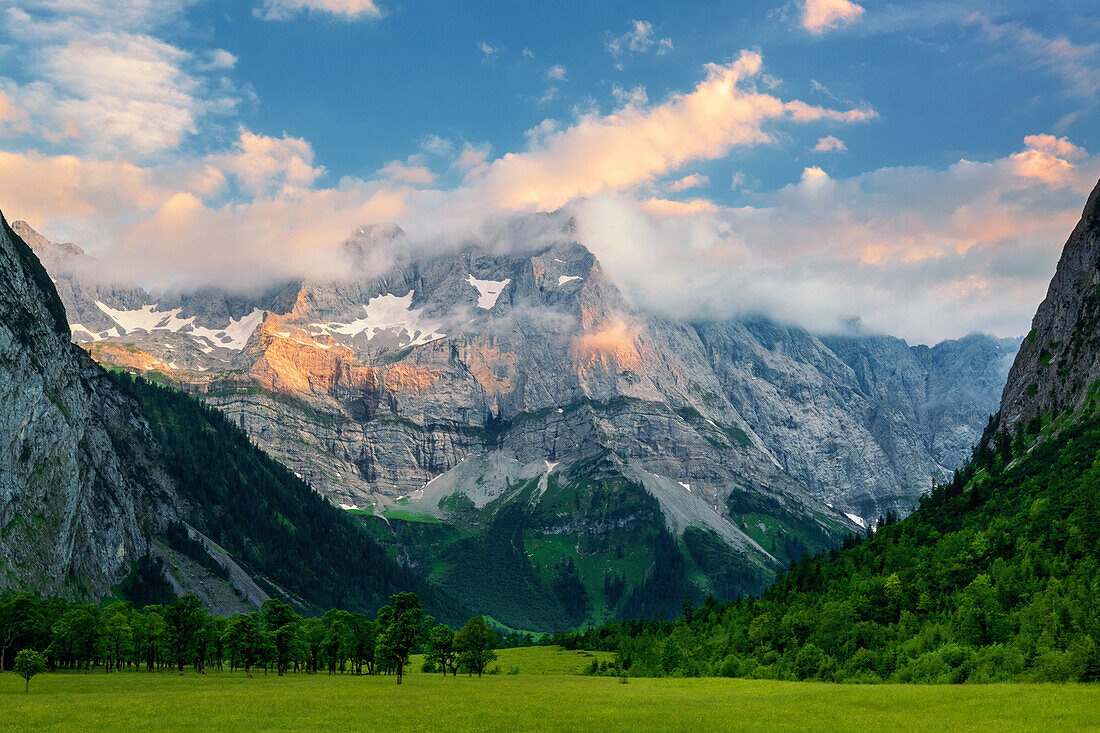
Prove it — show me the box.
[557,405,1100,682]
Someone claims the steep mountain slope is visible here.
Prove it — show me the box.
[560,178,1100,681]
[0,214,169,600]
[1000,179,1100,431]
[0,212,460,621]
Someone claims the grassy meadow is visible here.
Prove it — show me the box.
[2,647,1098,732]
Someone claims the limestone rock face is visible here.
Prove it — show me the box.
[1000,179,1100,430]
[0,215,175,598]
[30,217,1015,536]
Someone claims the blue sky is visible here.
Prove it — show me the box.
[0,0,1098,342]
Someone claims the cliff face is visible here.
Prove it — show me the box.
[1000,179,1100,430]
[0,214,174,598]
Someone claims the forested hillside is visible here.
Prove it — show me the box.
[555,404,1100,682]
[110,373,466,624]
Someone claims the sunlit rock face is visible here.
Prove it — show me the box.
[30,217,1014,537]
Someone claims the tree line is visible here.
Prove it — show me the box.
[0,591,500,690]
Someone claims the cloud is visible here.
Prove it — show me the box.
[195,49,238,71]
[547,65,568,82]
[257,0,383,21]
[478,42,499,64]
[463,50,875,211]
[611,85,648,106]
[522,48,535,59]
[802,0,865,35]
[570,135,1099,344]
[1009,134,1087,185]
[606,20,673,68]
[665,174,710,192]
[813,135,846,152]
[378,159,436,185]
[0,149,170,232]
[1,3,240,158]
[966,13,1100,99]
[454,143,492,175]
[208,128,324,196]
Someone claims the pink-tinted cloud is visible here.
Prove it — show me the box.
[466,51,874,211]
[802,0,865,35]
[208,128,324,196]
[572,135,1100,344]
[814,135,846,152]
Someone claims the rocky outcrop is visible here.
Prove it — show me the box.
[1000,179,1100,430]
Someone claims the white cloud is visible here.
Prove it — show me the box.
[547,65,568,82]
[478,42,499,64]
[814,135,846,152]
[195,49,238,71]
[606,20,673,68]
[257,0,383,21]
[966,13,1100,99]
[1,3,240,158]
[802,0,865,35]
[611,85,648,106]
[420,134,455,157]
[537,87,561,106]
[522,48,535,59]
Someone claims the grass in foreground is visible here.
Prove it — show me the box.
[3,659,1099,732]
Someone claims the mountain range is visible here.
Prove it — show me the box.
[9,215,1018,628]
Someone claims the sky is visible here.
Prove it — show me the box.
[0,0,1098,343]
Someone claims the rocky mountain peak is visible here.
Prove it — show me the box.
[10,219,86,264]
[1000,178,1100,431]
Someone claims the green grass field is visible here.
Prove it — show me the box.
[2,647,1098,732]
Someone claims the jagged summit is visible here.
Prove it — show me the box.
[1000,178,1100,431]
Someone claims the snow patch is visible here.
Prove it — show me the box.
[70,324,120,341]
[545,460,559,473]
[309,291,446,348]
[844,512,866,528]
[338,503,359,511]
[188,308,264,351]
[95,302,191,334]
[557,275,582,286]
[678,481,691,492]
[466,275,510,309]
[93,301,263,352]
